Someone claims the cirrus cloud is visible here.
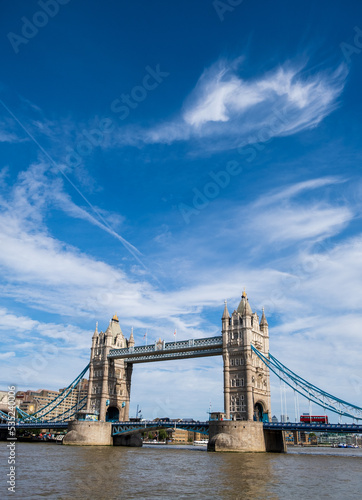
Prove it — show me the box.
[117,58,348,152]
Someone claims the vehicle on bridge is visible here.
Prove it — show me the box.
[300,415,328,424]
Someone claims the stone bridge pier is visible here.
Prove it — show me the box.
[207,292,285,452]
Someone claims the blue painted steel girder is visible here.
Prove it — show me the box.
[2,421,361,434]
[112,420,210,436]
[113,348,223,363]
[264,422,362,433]
[108,336,223,363]
[0,422,68,430]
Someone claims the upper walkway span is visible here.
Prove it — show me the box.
[108,336,223,362]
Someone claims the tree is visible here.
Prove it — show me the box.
[158,429,167,441]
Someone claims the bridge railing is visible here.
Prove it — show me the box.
[111,420,210,436]
[109,336,223,358]
[264,422,362,433]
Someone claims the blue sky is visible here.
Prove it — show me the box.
[1,0,362,421]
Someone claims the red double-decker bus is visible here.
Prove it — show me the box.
[300,415,328,423]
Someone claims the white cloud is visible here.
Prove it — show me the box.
[212,177,355,251]
[118,59,348,151]
[0,161,148,274]
[253,177,346,207]
[0,131,19,143]
[250,204,352,244]
[0,308,38,331]
[0,352,15,360]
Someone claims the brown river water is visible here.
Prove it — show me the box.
[1,442,361,499]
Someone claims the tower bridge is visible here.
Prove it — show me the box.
[85,291,272,428]
[3,290,362,452]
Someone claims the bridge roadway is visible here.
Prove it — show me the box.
[112,420,209,436]
[2,421,362,434]
[108,336,223,362]
[263,422,362,433]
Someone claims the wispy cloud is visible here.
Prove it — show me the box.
[118,58,348,151]
[0,97,146,269]
[0,351,15,360]
[247,177,353,245]
[253,177,347,207]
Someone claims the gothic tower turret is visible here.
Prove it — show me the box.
[128,328,135,348]
[87,315,133,422]
[222,290,271,422]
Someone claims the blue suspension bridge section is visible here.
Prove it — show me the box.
[251,346,362,422]
[0,364,89,426]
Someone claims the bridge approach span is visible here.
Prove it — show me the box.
[264,422,362,433]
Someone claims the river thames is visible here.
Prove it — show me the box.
[1,443,361,499]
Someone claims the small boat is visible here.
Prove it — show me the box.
[193,440,208,446]
[144,440,166,445]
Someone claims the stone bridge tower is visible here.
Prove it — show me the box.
[86,315,134,422]
[222,291,271,422]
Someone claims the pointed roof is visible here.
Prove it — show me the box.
[105,320,112,336]
[237,288,253,316]
[92,322,99,337]
[128,327,135,347]
[260,307,268,327]
[222,300,230,319]
[112,313,119,322]
[237,290,252,316]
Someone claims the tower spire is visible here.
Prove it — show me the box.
[260,307,268,327]
[92,322,99,338]
[128,327,135,347]
[222,300,230,319]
